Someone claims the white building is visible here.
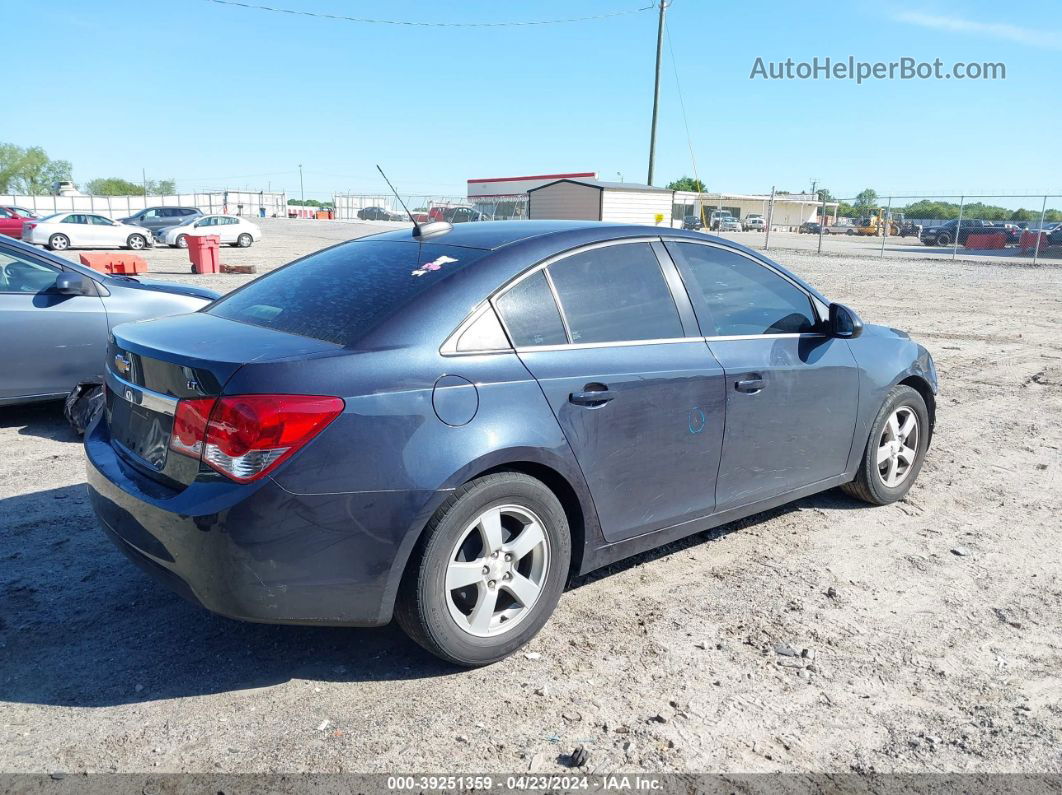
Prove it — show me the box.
[672,191,840,229]
[527,178,674,225]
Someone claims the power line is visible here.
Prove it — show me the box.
[663,9,700,187]
[200,0,656,27]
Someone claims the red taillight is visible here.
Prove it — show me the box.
[170,398,214,457]
[168,394,344,483]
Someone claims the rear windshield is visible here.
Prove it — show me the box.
[206,240,486,347]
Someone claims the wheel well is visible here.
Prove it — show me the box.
[899,375,936,443]
[479,462,586,579]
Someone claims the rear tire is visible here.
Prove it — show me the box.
[937,232,951,246]
[842,385,929,505]
[395,472,571,666]
[48,234,70,251]
[236,233,253,247]
[175,234,188,249]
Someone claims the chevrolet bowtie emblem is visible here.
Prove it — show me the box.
[114,353,131,376]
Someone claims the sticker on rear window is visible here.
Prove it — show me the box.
[412,255,458,277]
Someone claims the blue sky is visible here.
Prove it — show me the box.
[7,0,1061,202]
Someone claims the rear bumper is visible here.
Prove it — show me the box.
[85,417,441,626]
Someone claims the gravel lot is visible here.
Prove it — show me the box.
[1,220,1060,774]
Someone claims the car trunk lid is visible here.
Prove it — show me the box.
[106,312,341,488]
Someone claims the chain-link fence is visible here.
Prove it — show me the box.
[672,190,1062,265]
[331,193,528,222]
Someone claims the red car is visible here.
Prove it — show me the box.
[0,206,38,238]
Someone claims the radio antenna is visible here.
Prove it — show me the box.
[376,165,416,225]
[376,164,453,239]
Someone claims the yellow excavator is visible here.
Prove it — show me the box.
[854,209,902,236]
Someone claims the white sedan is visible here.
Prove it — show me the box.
[157,215,262,248]
[22,213,153,251]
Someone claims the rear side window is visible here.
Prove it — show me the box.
[495,270,567,347]
[546,243,683,344]
[668,243,817,336]
[207,240,486,347]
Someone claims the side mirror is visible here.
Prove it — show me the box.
[829,303,863,339]
[55,273,89,296]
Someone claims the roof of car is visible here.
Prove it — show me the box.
[362,220,703,251]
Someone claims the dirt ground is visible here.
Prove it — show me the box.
[1,220,1060,775]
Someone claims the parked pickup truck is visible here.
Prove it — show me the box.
[743,214,766,231]
[920,219,1018,247]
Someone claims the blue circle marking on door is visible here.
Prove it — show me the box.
[689,407,706,434]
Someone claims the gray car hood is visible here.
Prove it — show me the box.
[107,276,219,302]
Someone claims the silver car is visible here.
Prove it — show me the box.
[0,235,218,430]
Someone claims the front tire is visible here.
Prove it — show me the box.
[395,472,571,666]
[843,385,929,505]
[48,234,70,251]
[126,234,146,250]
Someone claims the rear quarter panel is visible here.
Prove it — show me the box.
[224,345,601,614]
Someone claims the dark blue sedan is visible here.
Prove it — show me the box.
[86,220,937,665]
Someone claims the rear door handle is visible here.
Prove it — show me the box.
[570,387,615,406]
[735,376,765,393]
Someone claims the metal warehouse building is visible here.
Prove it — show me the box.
[527,178,674,225]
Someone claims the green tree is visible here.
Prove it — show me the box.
[853,188,878,213]
[85,177,143,195]
[148,178,176,195]
[666,176,706,193]
[85,176,177,195]
[0,143,72,195]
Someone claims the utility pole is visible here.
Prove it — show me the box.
[646,0,667,186]
[298,164,304,203]
[142,168,147,197]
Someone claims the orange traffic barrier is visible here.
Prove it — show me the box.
[1018,230,1049,254]
[964,232,1006,250]
[78,252,148,274]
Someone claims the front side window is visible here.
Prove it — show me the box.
[207,240,486,347]
[667,243,817,336]
[546,243,683,344]
[495,269,567,347]
[0,249,59,294]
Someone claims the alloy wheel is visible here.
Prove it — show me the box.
[877,406,919,487]
[445,504,550,638]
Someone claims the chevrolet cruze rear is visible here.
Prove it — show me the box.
[86,221,937,665]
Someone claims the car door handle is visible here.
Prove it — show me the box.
[570,387,615,406]
[735,376,765,393]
